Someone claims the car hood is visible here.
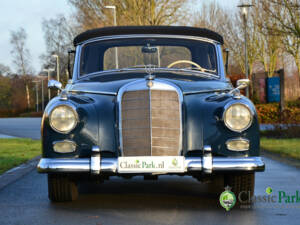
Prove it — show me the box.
[69,78,233,95]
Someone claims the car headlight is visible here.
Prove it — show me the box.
[49,105,78,133]
[223,103,253,132]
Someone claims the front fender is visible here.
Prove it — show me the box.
[184,93,259,157]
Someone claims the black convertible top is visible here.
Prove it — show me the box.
[73,26,224,46]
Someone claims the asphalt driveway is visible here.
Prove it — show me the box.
[0,117,41,140]
[0,118,299,225]
[0,156,299,225]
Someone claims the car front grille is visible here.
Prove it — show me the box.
[121,89,181,156]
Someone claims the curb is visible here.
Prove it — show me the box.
[261,150,300,168]
[0,155,41,191]
[0,133,18,138]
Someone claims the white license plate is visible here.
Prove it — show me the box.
[118,156,185,173]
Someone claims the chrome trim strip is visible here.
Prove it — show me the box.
[69,90,117,96]
[183,88,232,95]
[216,44,226,79]
[149,85,153,156]
[117,78,183,156]
[37,156,265,173]
[72,45,81,82]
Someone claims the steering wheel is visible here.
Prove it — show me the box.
[167,60,204,71]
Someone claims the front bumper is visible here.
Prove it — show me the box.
[37,147,265,174]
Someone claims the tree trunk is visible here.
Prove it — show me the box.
[26,84,30,109]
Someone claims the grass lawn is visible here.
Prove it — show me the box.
[0,138,41,175]
[261,138,300,160]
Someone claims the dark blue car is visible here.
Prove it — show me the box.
[37,26,265,202]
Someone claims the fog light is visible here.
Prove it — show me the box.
[226,139,249,151]
[53,140,76,153]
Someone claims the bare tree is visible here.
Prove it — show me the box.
[0,63,11,76]
[251,0,281,77]
[193,1,285,78]
[40,14,81,84]
[258,0,300,74]
[69,0,190,29]
[192,2,248,75]
[10,27,33,109]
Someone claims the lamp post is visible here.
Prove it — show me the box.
[52,54,60,94]
[41,78,44,111]
[104,5,119,69]
[43,68,55,101]
[237,3,253,98]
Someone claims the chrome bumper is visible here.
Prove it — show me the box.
[37,156,265,174]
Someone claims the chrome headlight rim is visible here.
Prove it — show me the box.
[222,102,254,133]
[49,103,79,134]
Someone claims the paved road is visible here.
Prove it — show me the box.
[0,118,299,224]
[0,118,41,140]
[0,156,299,225]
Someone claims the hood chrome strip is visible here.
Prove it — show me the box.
[183,89,232,95]
[69,90,117,96]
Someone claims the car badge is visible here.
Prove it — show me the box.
[145,72,155,88]
[145,64,156,75]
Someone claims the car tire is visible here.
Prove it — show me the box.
[224,173,255,203]
[48,174,78,202]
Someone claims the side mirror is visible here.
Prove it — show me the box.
[236,79,250,90]
[228,79,250,95]
[48,80,62,90]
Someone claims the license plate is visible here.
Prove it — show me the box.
[118,156,185,173]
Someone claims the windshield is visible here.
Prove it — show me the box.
[80,37,218,76]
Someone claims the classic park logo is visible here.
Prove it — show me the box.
[220,186,300,211]
[219,186,237,211]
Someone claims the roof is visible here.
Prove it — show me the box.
[73,26,224,46]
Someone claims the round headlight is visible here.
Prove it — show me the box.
[49,105,78,133]
[223,103,253,132]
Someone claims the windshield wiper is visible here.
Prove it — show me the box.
[162,68,219,79]
[121,64,157,69]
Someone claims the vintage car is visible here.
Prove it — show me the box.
[37,26,265,202]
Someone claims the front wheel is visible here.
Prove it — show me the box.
[48,174,78,202]
[224,173,255,203]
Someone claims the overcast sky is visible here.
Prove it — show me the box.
[0,0,239,73]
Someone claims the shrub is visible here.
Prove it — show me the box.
[256,102,300,124]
